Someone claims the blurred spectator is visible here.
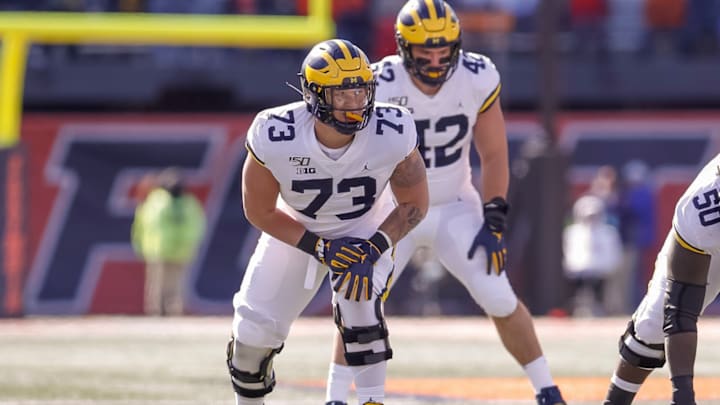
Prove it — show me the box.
[132,168,206,316]
[587,164,621,227]
[334,0,372,54]
[118,0,144,12]
[644,0,686,55]
[605,0,646,53]
[147,0,231,68]
[454,3,516,66]
[132,172,157,204]
[295,0,371,54]
[386,248,447,316]
[233,0,256,14]
[570,0,607,57]
[617,159,656,310]
[679,0,720,56]
[563,194,623,317]
[256,0,296,14]
[505,0,541,33]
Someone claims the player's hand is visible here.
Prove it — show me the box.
[318,237,367,269]
[468,224,507,274]
[329,233,390,301]
[331,258,374,302]
[467,197,509,274]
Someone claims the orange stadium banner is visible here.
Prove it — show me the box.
[14,112,720,316]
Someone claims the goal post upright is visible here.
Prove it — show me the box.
[0,0,334,147]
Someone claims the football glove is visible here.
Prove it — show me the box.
[296,231,365,268]
[468,197,509,274]
[329,232,391,301]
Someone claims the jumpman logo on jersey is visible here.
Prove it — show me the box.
[362,162,370,172]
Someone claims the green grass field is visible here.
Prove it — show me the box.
[1,316,720,404]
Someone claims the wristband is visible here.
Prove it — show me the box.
[297,230,321,256]
[483,196,509,215]
[483,197,509,232]
[368,230,392,254]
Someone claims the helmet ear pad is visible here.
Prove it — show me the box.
[301,78,355,133]
[302,81,320,114]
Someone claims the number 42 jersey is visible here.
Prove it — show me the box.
[372,51,501,206]
[245,101,418,239]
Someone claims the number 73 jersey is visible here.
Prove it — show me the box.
[373,51,501,205]
[245,101,418,239]
[673,153,720,256]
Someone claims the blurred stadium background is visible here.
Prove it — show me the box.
[1,0,720,403]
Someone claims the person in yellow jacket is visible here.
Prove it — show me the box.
[132,169,206,316]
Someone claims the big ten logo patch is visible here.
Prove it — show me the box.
[290,156,316,174]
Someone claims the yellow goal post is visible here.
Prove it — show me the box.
[0,0,334,148]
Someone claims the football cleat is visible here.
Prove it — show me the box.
[536,385,566,405]
[325,402,347,405]
[362,402,383,405]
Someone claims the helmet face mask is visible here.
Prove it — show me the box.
[409,45,454,82]
[300,39,376,135]
[326,87,372,116]
[395,0,462,86]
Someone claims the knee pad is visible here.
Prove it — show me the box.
[618,320,665,369]
[334,298,393,366]
[663,279,705,336]
[225,337,283,398]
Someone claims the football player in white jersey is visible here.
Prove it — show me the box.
[227,39,428,405]
[324,2,566,405]
[604,154,720,405]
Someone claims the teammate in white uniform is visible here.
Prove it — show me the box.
[227,39,429,405]
[324,2,566,405]
[604,153,720,405]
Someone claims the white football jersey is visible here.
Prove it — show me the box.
[246,101,417,239]
[673,153,720,256]
[372,51,501,205]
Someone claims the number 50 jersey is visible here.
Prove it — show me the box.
[373,51,501,206]
[245,101,418,239]
[673,153,720,256]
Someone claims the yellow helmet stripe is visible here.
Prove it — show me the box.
[333,39,353,61]
[425,0,438,20]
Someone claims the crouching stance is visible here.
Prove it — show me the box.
[227,38,429,405]
[604,153,720,405]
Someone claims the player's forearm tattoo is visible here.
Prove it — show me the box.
[391,150,426,188]
[381,150,427,243]
[382,203,424,243]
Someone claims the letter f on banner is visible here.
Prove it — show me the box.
[24,128,220,314]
